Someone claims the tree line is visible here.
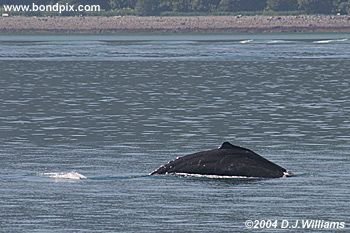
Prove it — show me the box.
[1,0,350,16]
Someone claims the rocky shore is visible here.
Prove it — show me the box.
[1,15,350,33]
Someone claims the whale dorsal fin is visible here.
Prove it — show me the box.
[219,142,237,149]
[219,141,251,152]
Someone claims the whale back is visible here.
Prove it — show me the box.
[151,142,287,178]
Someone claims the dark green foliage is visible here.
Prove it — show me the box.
[191,0,221,12]
[170,0,193,12]
[267,0,298,11]
[135,0,160,16]
[110,0,137,9]
[231,0,267,11]
[298,0,335,14]
[334,0,350,14]
[158,0,172,12]
[217,0,267,12]
[218,0,232,11]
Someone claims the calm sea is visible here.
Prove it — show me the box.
[0,33,349,232]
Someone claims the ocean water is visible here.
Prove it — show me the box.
[0,33,349,232]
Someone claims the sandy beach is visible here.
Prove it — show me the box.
[1,15,350,33]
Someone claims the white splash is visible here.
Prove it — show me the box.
[174,172,293,179]
[283,171,293,178]
[239,39,253,44]
[174,173,254,179]
[41,171,87,180]
[313,38,348,44]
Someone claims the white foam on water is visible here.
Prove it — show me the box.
[173,172,293,179]
[266,40,289,44]
[283,171,293,178]
[41,171,87,180]
[313,38,348,44]
[239,39,253,44]
[174,172,256,179]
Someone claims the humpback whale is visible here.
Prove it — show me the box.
[151,142,291,178]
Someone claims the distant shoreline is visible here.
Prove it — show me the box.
[1,15,350,33]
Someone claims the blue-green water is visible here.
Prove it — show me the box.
[0,33,349,232]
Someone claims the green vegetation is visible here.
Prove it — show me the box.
[1,0,350,16]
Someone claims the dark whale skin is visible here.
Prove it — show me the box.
[150,142,288,178]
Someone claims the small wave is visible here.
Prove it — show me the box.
[239,39,253,44]
[41,171,87,180]
[313,38,348,44]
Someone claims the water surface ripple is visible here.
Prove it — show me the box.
[0,34,349,232]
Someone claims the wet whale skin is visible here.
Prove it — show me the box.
[150,142,288,178]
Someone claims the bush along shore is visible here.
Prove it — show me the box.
[0,15,350,33]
